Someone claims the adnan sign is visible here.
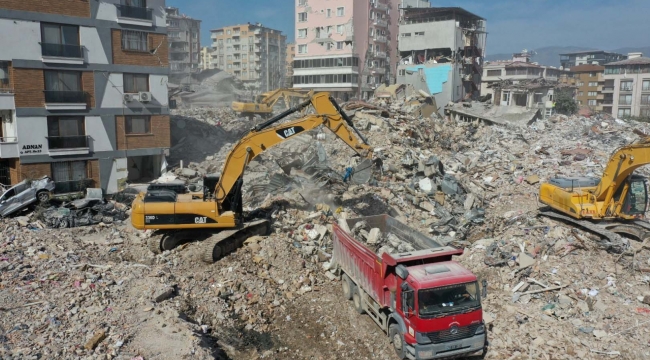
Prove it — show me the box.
[20,144,43,155]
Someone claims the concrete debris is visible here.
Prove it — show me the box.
[3,90,650,359]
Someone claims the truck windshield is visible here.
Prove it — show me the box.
[418,282,480,317]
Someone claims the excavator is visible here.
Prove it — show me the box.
[132,92,373,263]
[539,138,650,242]
[232,88,314,118]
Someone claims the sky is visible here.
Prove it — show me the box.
[168,0,650,55]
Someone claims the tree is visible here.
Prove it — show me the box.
[554,88,578,115]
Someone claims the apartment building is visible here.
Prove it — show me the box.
[165,7,201,78]
[293,0,400,100]
[603,53,650,118]
[285,43,296,88]
[481,51,568,118]
[0,0,170,193]
[211,23,287,93]
[569,64,605,111]
[560,50,627,69]
[200,46,213,70]
[396,7,486,108]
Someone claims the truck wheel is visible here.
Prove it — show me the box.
[341,274,354,300]
[352,288,365,314]
[389,324,406,360]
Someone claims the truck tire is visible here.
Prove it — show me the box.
[389,324,406,360]
[341,274,355,300]
[352,288,365,314]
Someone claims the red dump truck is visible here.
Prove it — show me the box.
[332,215,487,360]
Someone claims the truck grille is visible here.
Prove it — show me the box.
[426,324,479,343]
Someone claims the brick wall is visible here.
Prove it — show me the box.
[0,0,90,17]
[116,115,170,150]
[13,68,44,108]
[8,159,19,185]
[17,163,52,182]
[88,159,100,188]
[112,30,169,67]
[82,71,95,108]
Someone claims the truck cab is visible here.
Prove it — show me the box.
[395,261,486,359]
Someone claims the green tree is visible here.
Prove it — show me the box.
[554,89,578,115]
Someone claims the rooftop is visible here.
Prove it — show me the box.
[402,6,485,22]
[605,57,650,66]
[570,64,605,72]
[505,62,542,68]
[559,50,622,56]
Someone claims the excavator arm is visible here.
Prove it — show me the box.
[215,92,373,204]
[593,138,650,215]
[262,89,313,111]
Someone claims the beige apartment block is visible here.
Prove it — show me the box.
[603,53,650,118]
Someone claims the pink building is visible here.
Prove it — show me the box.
[293,0,400,100]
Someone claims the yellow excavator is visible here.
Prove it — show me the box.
[132,92,373,262]
[232,88,314,118]
[539,138,650,242]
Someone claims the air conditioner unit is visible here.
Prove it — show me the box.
[139,92,152,102]
[123,93,134,102]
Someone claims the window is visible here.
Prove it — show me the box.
[167,20,179,27]
[401,33,411,37]
[414,32,425,36]
[337,41,344,50]
[589,72,596,77]
[326,9,331,17]
[41,23,79,48]
[533,93,543,103]
[121,30,148,51]
[44,70,81,92]
[578,91,584,96]
[588,99,597,106]
[298,0,306,5]
[588,91,597,96]
[618,108,631,117]
[487,69,501,77]
[48,116,84,137]
[642,108,650,117]
[298,44,307,54]
[51,161,88,186]
[643,80,650,91]
[227,30,231,35]
[298,12,307,22]
[126,116,151,134]
[621,81,633,91]
[298,28,307,38]
[398,69,405,76]
[337,7,344,16]
[123,73,148,93]
[619,94,632,105]
[337,25,344,34]
[124,0,145,7]
[326,26,333,35]
[588,82,598,87]
[326,42,333,51]
[0,62,9,84]
[642,94,650,105]
[576,81,584,86]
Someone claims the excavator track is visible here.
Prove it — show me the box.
[538,210,622,243]
[147,230,213,254]
[200,219,270,263]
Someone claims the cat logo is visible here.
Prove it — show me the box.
[283,127,296,138]
[195,217,208,224]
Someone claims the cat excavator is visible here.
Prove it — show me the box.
[132,92,373,263]
[232,88,313,118]
[539,137,650,242]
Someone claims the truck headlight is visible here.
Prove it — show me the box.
[475,324,485,335]
[415,331,432,344]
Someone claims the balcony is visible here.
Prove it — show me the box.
[374,19,388,27]
[0,137,19,158]
[602,86,614,93]
[374,51,387,59]
[40,43,84,64]
[374,2,389,11]
[44,91,88,110]
[116,4,153,27]
[374,35,387,43]
[47,135,90,156]
[170,46,188,53]
[0,78,12,94]
[370,67,386,75]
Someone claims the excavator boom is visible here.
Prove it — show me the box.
[232,88,313,116]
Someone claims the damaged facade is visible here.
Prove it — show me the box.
[396,7,486,113]
[0,0,171,193]
[165,7,201,78]
[293,0,400,100]
[210,23,287,93]
[481,51,569,118]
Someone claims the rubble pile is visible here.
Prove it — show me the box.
[4,88,650,359]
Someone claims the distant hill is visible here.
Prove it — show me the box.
[485,46,650,67]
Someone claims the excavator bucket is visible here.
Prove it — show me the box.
[350,158,374,184]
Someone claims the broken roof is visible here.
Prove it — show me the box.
[402,7,485,22]
[605,57,650,66]
[570,64,605,72]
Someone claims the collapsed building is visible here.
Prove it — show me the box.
[396,7,487,113]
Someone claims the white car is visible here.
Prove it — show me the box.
[0,176,55,217]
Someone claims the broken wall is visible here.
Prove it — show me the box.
[398,63,457,114]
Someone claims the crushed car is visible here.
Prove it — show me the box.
[0,176,55,217]
[42,189,129,228]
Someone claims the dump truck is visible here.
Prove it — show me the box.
[332,215,487,360]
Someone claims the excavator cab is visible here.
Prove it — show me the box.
[619,175,649,217]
